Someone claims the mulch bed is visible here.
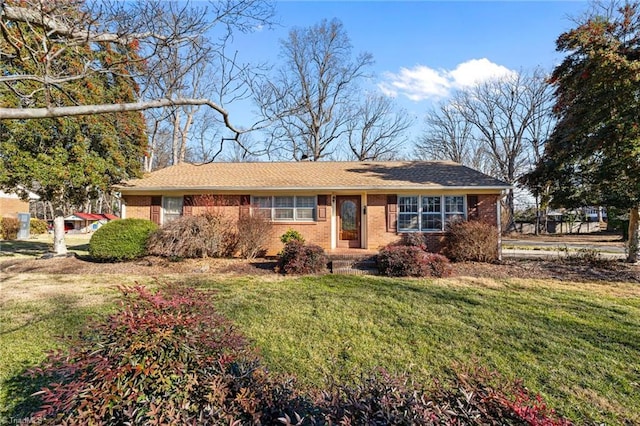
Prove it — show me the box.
[1,254,638,283]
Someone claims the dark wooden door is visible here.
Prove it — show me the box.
[337,196,361,248]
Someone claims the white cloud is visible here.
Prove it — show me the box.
[378,58,516,102]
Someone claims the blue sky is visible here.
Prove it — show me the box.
[227,1,590,139]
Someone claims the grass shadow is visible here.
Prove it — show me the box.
[0,240,50,257]
[2,365,49,422]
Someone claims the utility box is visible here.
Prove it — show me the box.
[17,212,30,240]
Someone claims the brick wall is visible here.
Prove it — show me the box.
[366,193,500,254]
[366,194,400,249]
[123,196,152,221]
[0,197,30,218]
[122,192,500,256]
[265,221,332,256]
[476,194,499,227]
[123,194,333,256]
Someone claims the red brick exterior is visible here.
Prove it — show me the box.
[122,192,501,256]
[365,193,499,253]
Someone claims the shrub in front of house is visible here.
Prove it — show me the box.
[89,218,157,261]
[26,285,572,425]
[377,245,452,278]
[443,220,499,262]
[0,217,19,240]
[280,228,305,245]
[401,232,428,250]
[29,218,48,235]
[27,284,301,425]
[236,214,273,259]
[146,212,236,259]
[278,240,328,274]
[318,366,572,425]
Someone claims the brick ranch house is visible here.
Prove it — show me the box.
[117,161,510,256]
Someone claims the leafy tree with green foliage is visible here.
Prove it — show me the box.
[523,2,640,262]
[0,1,147,255]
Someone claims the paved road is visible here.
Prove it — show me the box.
[502,238,626,259]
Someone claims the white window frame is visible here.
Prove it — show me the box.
[421,196,442,231]
[162,196,183,224]
[251,195,316,222]
[398,195,419,231]
[397,195,467,232]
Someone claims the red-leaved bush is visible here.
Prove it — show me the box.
[317,366,572,425]
[277,240,328,274]
[24,285,573,425]
[377,245,452,278]
[27,284,301,425]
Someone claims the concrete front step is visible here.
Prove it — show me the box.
[329,256,378,275]
[331,266,379,275]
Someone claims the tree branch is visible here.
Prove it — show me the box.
[0,98,243,136]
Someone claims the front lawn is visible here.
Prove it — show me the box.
[1,272,639,424]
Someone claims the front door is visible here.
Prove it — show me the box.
[336,196,361,248]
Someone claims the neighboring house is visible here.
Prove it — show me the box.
[0,190,38,218]
[63,212,119,233]
[117,161,510,256]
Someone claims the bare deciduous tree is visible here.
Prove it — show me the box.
[345,95,413,161]
[257,18,373,161]
[0,0,274,142]
[415,102,488,172]
[451,69,554,228]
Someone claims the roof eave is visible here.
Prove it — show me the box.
[117,185,512,193]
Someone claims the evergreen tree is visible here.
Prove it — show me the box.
[0,1,146,254]
[523,2,640,261]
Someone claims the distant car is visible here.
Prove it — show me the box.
[46,221,76,232]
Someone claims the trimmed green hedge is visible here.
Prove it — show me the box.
[89,218,157,261]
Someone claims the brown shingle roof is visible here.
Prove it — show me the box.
[118,161,510,192]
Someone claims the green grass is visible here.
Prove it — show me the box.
[0,234,91,257]
[1,273,639,424]
[198,275,640,424]
[0,275,121,422]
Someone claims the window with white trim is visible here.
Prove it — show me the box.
[162,196,183,223]
[421,196,442,231]
[398,196,419,230]
[398,195,466,232]
[444,196,465,225]
[274,196,294,220]
[253,196,272,219]
[251,196,316,221]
